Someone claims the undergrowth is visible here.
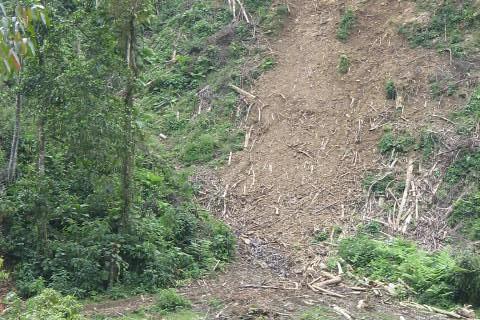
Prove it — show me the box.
[3,288,85,320]
[385,80,397,100]
[399,0,480,57]
[338,54,350,74]
[338,235,480,308]
[378,129,415,155]
[452,86,480,135]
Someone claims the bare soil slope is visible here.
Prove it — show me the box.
[176,0,467,318]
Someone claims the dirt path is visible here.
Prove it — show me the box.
[86,0,463,318]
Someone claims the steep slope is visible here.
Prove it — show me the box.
[178,0,466,318]
[85,0,474,318]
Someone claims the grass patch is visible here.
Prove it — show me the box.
[399,0,479,57]
[337,9,356,42]
[452,86,480,135]
[299,306,339,319]
[337,54,350,74]
[338,235,480,308]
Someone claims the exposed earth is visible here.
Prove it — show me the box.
[86,0,475,318]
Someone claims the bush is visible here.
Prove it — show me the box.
[180,134,218,164]
[339,236,480,307]
[153,289,192,314]
[338,54,350,74]
[385,80,397,100]
[455,253,480,305]
[337,9,356,41]
[450,190,480,240]
[378,130,415,154]
[3,288,85,320]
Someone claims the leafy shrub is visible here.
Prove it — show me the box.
[378,130,415,154]
[337,9,356,41]
[418,130,439,159]
[338,54,350,74]
[450,190,480,240]
[180,134,217,164]
[361,172,395,196]
[339,236,480,307]
[153,289,192,314]
[385,80,397,100]
[3,288,85,320]
[455,253,480,305]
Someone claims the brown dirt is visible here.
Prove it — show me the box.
[86,0,472,318]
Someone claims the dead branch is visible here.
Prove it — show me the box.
[229,84,256,100]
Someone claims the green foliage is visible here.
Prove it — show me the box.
[312,230,329,243]
[443,150,480,187]
[361,172,395,196]
[3,288,85,320]
[339,236,480,307]
[260,56,277,71]
[452,87,480,135]
[399,0,479,57]
[153,289,192,314]
[337,9,356,41]
[181,134,218,164]
[0,257,8,281]
[337,54,350,74]
[259,4,289,35]
[378,130,415,154]
[358,221,382,236]
[385,80,397,100]
[450,190,480,241]
[418,130,439,159]
[455,253,480,305]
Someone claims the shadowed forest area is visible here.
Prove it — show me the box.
[0,0,479,319]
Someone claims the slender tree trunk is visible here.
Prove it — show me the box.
[120,16,137,231]
[7,92,21,183]
[37,117,45,175]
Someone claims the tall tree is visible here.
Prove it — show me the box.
[0,2,46,183]
[106,0,153,230]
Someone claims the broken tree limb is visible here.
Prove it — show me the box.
[229,84,256,100]
[396,158,414,229]
[312,276,342,287]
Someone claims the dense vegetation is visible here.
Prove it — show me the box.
[339,234,479,308]
[0,0,286,304]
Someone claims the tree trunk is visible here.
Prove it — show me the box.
[120,16,137,232]
[37,117,45,175]
[7,92,21,183]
